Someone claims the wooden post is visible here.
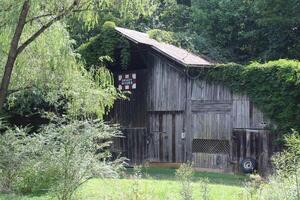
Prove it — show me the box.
[172,114,176,162]
[159,114,163,161]
[246,130,251,157]
[184,73,192,162]
[261,131,270,176]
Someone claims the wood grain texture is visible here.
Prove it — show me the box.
[147,53,186,112]
[193,153,232,172]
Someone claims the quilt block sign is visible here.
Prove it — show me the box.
[118,73,137,90]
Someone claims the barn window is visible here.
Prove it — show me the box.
[192,139,230,154]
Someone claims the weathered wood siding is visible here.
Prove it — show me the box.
[192,113,232,140]
[111,69,147,128]
[147,53,186,112]
[191,81,232,171]
[112,128,147,165]
[193,153,231,171]
[190,80,270,172]
[146,52,187,163]
[148,112,185,162]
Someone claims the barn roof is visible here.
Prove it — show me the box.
[115,27,213,68]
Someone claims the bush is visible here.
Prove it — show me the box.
[0,118,124,199]
[41,119,124,200]
[176,163,194,200]
[0,127,30,193]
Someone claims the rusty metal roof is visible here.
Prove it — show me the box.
[115,27,213,67]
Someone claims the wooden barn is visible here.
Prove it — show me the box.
[109,27,275,174]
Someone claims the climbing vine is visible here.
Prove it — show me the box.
[78,21,130,69]
[195,59,300,133]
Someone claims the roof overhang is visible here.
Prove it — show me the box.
[115,27,214,68]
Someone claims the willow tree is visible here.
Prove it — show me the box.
[0,0,159,113]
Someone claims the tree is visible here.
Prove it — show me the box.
[0,0,159,113]
[0,0,88,112]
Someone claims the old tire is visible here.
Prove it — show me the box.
[240,158,256,174]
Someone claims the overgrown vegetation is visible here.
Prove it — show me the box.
[0,22,118,119]
[175,163,211,200]
[176,163,194,200]
[0,118,123,199]
[195,59,300,133]
[77,21,131,69]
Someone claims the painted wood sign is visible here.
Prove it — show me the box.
[118,73,137,90]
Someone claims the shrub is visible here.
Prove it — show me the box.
[0,118,124,199]
[0,127,29,193]
[199,177,210,200]
[176,163,194,200]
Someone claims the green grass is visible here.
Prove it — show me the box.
[0,167,248,200]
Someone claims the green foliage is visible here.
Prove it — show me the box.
[67,0,162,47]
[147,28,226,62]
[197,59,300,133]
[0,118,123,199]
[176,163,194,200]
[0,22,117,119]
[68,0,300,63]
[77,21,130,69]
[191,0,300,62]
[272,130,300,174]
[148,29,178,44]
[0,127,29,192]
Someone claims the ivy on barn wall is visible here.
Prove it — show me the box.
[194,59,300,134]
[77,21,130,70]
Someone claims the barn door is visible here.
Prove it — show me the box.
[148,112,184,163]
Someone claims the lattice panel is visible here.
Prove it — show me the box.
[192,139,230,154]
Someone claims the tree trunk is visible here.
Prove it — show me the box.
[0,0,30,112]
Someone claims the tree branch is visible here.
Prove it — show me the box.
[8,85,35,95]
[0,0,30,112]
[0,22,7,28]
[0,4,13,13]
[17,1,79,55]
[25,13,55,24]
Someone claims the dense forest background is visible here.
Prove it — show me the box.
[68,0,300,63]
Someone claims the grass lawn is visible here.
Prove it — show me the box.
[0,167,248,200]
